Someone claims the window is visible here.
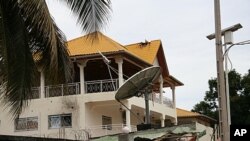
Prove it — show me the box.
[48,114,72,129]
[15,117,38,131]
[102,115,112,130]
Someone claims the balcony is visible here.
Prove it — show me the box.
[85,79,118,93]
[45,83,81,97]
[147,93,174,108]
[30,79,119,98]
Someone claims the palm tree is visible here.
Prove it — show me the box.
[0,0,111,118]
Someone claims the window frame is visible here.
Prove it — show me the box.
[15,116,38,132]
[48,113,72,129]
[102,115,112,130]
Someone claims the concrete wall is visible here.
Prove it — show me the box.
[0,95,84,139]
[0,91,176,139]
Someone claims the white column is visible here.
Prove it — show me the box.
[40,70,45,98]
[77,61,87,94]
[171,86,176,109]
[79,103,86,129]
[125,101,131,131]
[126,109,131,130]
[115,57,123,87]
[159,76,163,104]
[161,114,165,127]
[172,118,177,125]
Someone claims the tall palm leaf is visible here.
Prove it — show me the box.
[0,0,111,118]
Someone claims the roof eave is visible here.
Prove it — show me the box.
[70,50,152,68]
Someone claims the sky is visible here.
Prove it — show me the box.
[47,0,250,110]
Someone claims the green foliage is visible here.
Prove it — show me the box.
[0,0,111,118]
[192,69,250,125]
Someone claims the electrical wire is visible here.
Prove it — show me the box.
[105,63,116,91]
[224,40,250,56]
[100,51,145,124]
[227,55,233,71]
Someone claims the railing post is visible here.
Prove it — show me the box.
[61,84,64,96]
[116,79,118,90]
[76,83,80,94]
[100,80,103,92]
[46,86,49,97]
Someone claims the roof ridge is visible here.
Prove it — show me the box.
[67,31,127,51]
[98,32,127,51]
[177,108,200,115]
[125,39,161,47]
[67,31,104,43]
[67,35,85,43]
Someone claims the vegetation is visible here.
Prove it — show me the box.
[192,69,250,124]
[0,0,111,117]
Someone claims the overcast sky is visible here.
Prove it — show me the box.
[47,0,250,110]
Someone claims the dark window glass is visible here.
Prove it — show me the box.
[48,114,72,129]
[102,116,112,130]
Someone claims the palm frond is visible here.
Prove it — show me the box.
[18,0,73,83]
[0,0,36,118]
[62,0,111,34]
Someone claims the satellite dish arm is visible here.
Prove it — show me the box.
[98,51,110,64]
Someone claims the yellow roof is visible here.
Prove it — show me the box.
[125,40,161,64]
[177,108,200,117]
[67,32,162,66]
[67,32,126,56]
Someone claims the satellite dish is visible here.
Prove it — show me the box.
[115,66,161,125]
[115,66,161,101]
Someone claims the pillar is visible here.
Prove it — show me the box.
[171,86,176,108]
[125,109,131,131]
[125,101,131,131]
[79,103,86,129]
[115,57,123,87]
[77,61,87,94]
[161,115,165,127]
[159,76,163,104]
[40,70,45,98]
[172,118,177,125]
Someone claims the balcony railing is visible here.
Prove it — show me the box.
[86,124,137,138]
[85,79,118,93]
[162,97,174,108]
[31,87,40,99]
[45,83,80,97]
[2,79,119,98]
[147,93,174,108]
[43,79,118,97]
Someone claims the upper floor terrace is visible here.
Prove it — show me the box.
[2,32,183,109]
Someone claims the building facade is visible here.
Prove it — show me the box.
[0,32,183,140]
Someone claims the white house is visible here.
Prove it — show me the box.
[0,32,183,140]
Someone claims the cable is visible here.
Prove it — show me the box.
[224,40,250,56]
[107,63,130,79]
[99,51,145,124]
[227,55,233,71]
[105,63,116,91]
